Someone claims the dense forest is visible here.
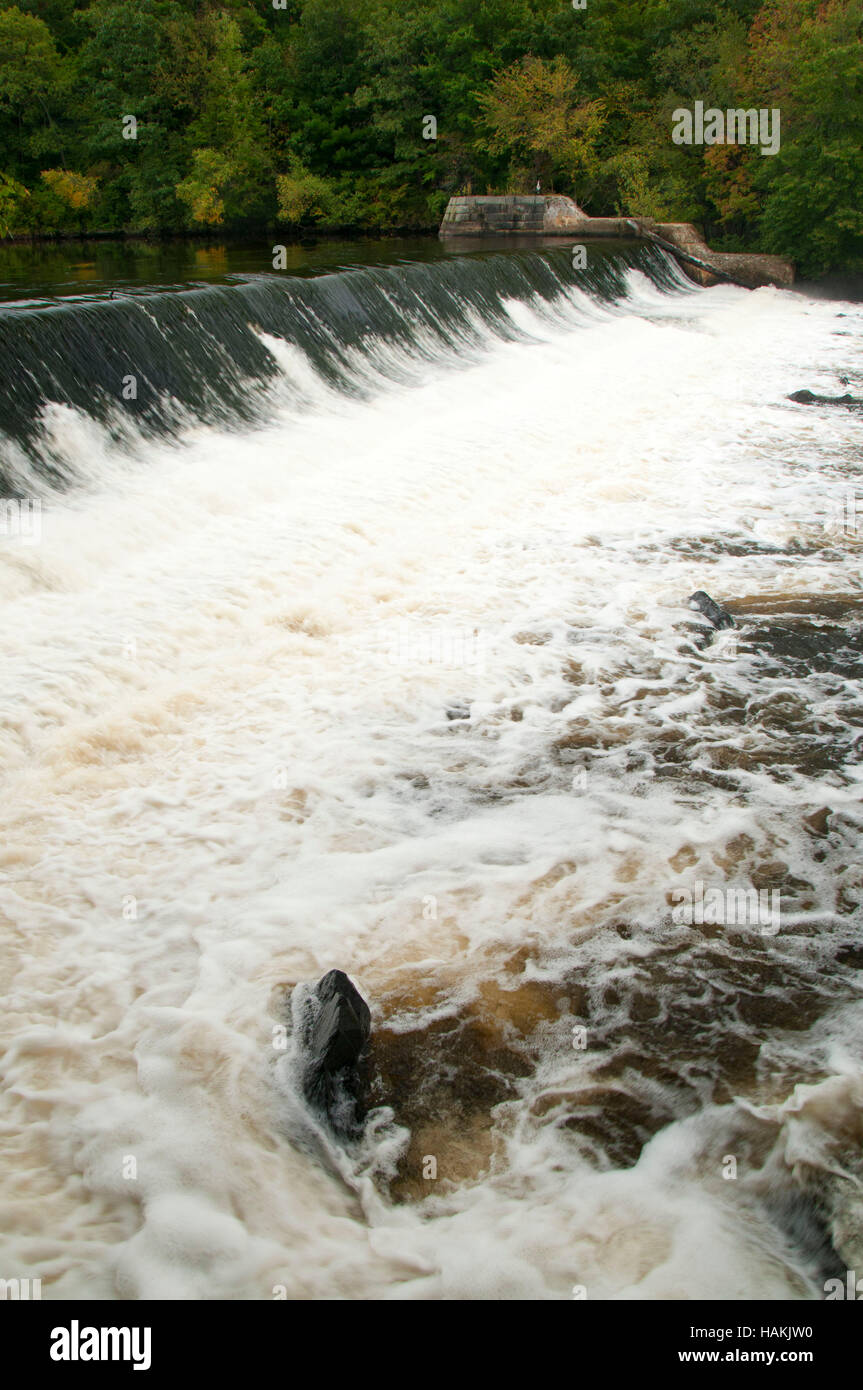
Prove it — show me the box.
[0,0,860,273]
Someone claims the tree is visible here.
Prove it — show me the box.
[0,171,30,237]
[0,6,63,176]
[175,11,273,226]
[40,167,98,208]
[73,0,191,230]
[744,0,863,273]
[475,55,604,195]
[275,155,341,223]
[0,7,61,116]
[175,148,233,226]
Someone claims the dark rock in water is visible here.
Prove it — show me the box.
[310,970,370,1071]
[446,702,471,721]
[689,590,736,631]
[788,389,861,406]
[302,969,371,1139]
[835,942,863,970]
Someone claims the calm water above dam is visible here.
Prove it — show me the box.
[0,237,861,1299]
[0,233,636,306]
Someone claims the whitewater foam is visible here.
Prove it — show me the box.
[1,247,862,1299]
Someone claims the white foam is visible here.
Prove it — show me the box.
[1,269,861,1298]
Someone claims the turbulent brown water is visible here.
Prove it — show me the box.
[0,241,861,1299]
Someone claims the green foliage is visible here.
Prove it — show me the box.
[0,170,30,237]
[176,147,234,226]
[605,151,668,220]
[177,12,273,225]
[0,7,61,115]
[746,0,863,273]
[275,156,339,224]
[475,55,605,194]
[0,0,857,271]
[40,167,98,208]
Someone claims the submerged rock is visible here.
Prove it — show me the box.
[789,389,861,406]
[302,969,371,1140]
[689,590,736,631]
[446,702,471,721]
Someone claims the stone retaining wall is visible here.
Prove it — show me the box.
[439,196,795,289]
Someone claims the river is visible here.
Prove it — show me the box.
[0,236,861,1299]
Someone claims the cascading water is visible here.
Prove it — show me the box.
[0,245,681,490]
[0,241,861,1300]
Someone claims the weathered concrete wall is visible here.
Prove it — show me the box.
[440,195,548,235]
[646,220,795,289]
[440,194,630,237]
[439,196,795,289]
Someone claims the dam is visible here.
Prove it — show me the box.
[2,234,859,1303]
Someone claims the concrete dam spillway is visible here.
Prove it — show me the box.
[439,194,795,290]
